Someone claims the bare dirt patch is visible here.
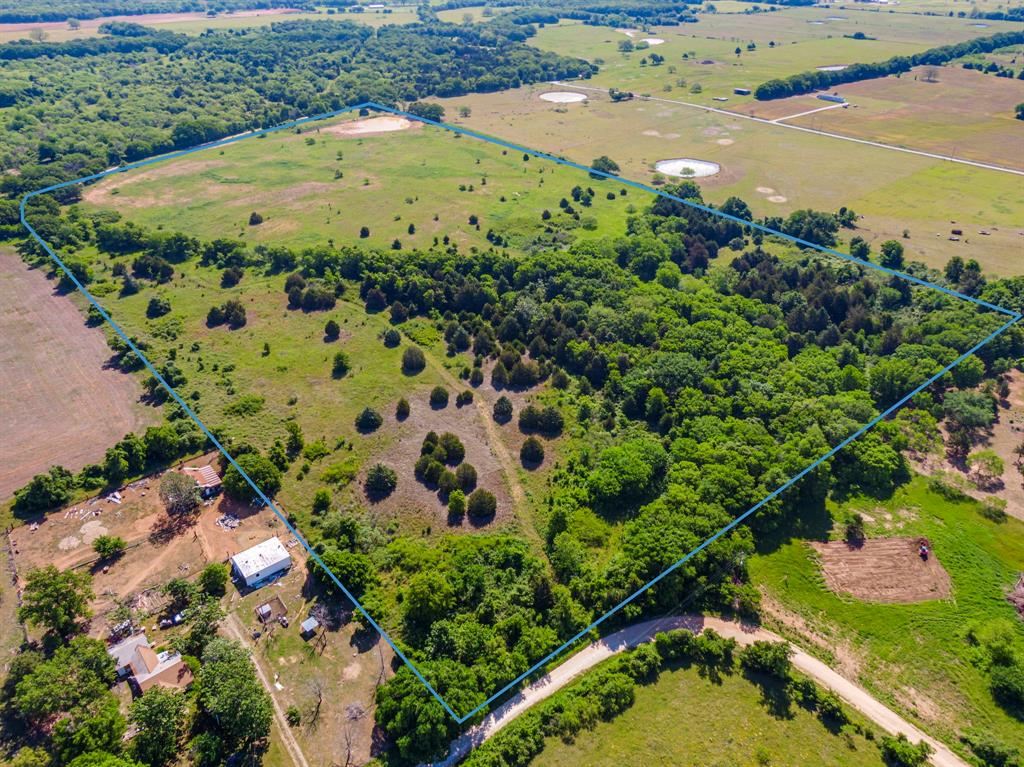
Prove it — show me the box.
[910,369,1024,522]
[364,386,514,532]
[10,453,284,618]
[811,537,952,604]
[0,9,303,34]
[321,116,419,138]
[0,253,157,498]
[81,159,227,206]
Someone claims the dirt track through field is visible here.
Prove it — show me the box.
[224,613,309,767]
[0,252,156,498]
[424,353,539,546]
[425,614,968,767]
[549,81,1024,177]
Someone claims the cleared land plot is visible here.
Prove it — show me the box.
[811,537,952,603]
[532,661,886,767]
[750,477,1024,754]
[775,66,1024,170]
[432,85,1024,274]
[7,453,275,616]
[0,9,322,43]
[82,114,632,254]
[0,250,157,499]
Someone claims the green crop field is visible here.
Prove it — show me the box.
[532,662,887,767]
[750,476,1024,755]
[82,114,632,255]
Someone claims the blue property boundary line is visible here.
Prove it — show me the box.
[19,102,1022,725]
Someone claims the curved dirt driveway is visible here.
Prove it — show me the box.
[425,614,967,767]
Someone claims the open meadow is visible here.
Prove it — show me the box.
[434,85,1024,275]
[82,113,632,255]
[737,64,1024,169]
[527,10,1024,109]
[531,660,888,767]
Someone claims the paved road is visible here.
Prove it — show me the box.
[549,81,1024,177]
[425,614,968,767]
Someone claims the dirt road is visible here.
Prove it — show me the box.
[223,614,310,767]
[426,614,968,767]
[549,82,1024,178]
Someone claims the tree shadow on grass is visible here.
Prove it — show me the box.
[744,670,795,720]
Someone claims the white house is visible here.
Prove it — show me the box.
[230,537,292,588]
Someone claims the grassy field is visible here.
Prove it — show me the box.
[431,85,1024,275]
[834,0,1019,15]
[436,5,509,24]
[749,475,1024,755]
[532,661,887,767]
[82,114,632,255]
[527,12,1023,110]
[778,65,1024,169]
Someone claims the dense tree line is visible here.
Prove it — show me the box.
[434,0,700,27]
[0,18,589,195]
[13,162,1023,763]
[754,30,1024,99]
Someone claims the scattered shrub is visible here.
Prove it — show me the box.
[355,407,383,433]
[429,386,449,408]
[520,436,545,465]
[402,346,426,373]
[467,488,497,518]
[365,464,398,498]
[493,396,513,423]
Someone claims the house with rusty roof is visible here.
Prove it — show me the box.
[180,464,222,498]
[108,633,193,694]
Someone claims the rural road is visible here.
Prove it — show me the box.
[223,613,310,767]
[424,614,968,767]
[549,81,1024,177]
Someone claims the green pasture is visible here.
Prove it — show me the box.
[749,475,1024,754]
[83,116,631,255]
[68,251,450,529]
[436,5,508,23]
[529,11,1021,109]
[439,85,1024,275]
[533,660,887,767]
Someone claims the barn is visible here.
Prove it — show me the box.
[230,537,292,588]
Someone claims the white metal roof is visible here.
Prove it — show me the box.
[230,537,291,580]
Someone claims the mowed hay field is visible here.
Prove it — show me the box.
[779,65,1024,169]
[532,660,886,767]
[527,10,1024,110]
[434,86,1024,275]
[0,250,157,499]
[750,476,1024,755]
[82,114,632,254]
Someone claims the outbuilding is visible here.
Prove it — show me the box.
[181,464,222,498]
[230,537,292,588]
